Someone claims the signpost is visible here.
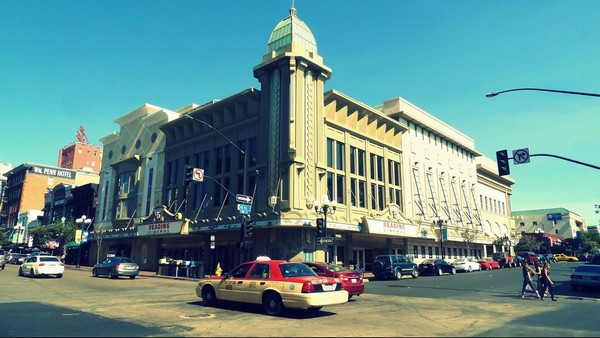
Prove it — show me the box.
[237,203,252,214]
[236,194,252,204]
[317,237,334,245]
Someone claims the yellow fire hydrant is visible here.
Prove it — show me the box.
[215,262,222,276]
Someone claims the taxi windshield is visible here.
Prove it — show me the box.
[279,263,317,277]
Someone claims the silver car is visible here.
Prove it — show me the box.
[92,256,139,279]
[570,264,600,290]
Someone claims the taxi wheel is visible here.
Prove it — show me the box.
[202,286,218,307]
[263,292,284,316]
[18,267,24,277]
[29,269,36,278]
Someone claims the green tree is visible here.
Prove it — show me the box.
[0,230,8,246]
[575,231,600,254]
[462,227,477,255]
[28,225,52,249]
[515,234,542,252]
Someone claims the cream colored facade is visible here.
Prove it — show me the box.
[93,103,189,268]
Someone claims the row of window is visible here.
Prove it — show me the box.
[412,245,483,260]
[326,139,402,211]
[480,195,506,215]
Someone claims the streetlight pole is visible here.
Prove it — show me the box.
[183,114,249,265]
[75,215,92,268]
[314,195,337,263]
[433,217,448,259]
[486,87,600,98]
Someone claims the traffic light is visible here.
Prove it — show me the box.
[316,218,325,237]
[184,165,194,186]
[496,149,510,176]
[240,217,246,240]
[246,220,254,237]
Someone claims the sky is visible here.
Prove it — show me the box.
[1,1,599,226]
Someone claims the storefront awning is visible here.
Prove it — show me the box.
[65,241,80,248]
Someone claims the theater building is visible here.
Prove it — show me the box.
[90,7,514,275]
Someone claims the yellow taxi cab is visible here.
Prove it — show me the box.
[195,257,348,316]
[553,253,579,262]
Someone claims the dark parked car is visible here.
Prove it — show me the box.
[303,262,365,299]
[8,253,27,265]
[372,254,419,280]
[92,256,139,279]
[492,252,514,268]
[418,259,456,276]
[587,254,600,265]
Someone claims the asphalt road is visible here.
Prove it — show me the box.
[0,262,598,337]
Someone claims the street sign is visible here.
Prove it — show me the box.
[236,194,253,204]
[317,237,334,245]
[512,148,530,165]
[192,168,204,182]
[237,203,252,214]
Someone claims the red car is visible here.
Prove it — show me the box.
[304,262,365,299]
[478,258,500,270]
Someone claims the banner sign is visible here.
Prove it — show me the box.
[30,165,76,179]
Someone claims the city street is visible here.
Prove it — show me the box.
[0,262,598,337]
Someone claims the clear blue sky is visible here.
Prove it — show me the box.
[1,1,599,226]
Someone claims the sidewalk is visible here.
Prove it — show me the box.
[65,264,374,282]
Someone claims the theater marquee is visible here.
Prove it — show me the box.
[137,221,187,236]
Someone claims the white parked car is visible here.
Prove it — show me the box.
[19,255,65,278]
[452,257,481,272]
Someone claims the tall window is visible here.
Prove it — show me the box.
[387,159,402,207]
[115,171,136,219]
[370,154,385,210]
[326,138,345,204]
[349,146,366,208]
[145,168,153,215]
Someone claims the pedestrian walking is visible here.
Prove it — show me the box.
[534,261,543,293]
[520,261,540,299]
[540,263,557,301]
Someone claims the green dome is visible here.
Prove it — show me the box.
[267,8,317,55]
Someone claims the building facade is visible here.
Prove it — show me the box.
[88,7,515,274]
[92,103,188,268]
[58,141,103,174]
[2,163,99,230]
[513,207,587,239]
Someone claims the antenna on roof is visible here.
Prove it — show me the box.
[290,0,296,16]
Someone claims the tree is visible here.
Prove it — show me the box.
[462,227,477,255]
[52,220,78,257]
[28,226,52,249]
[515,234,541,252]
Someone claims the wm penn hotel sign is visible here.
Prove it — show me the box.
[30,165,76,179]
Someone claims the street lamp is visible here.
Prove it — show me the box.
[433,217,448,259]
[486,87,600,98]
[314,195,337,263]
[534,228,545,254]
[75,215,92,269]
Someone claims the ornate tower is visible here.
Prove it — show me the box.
[253,7,331,211]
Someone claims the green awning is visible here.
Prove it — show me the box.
[65,241,80,248]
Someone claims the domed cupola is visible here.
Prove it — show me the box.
[266,7,318,60]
